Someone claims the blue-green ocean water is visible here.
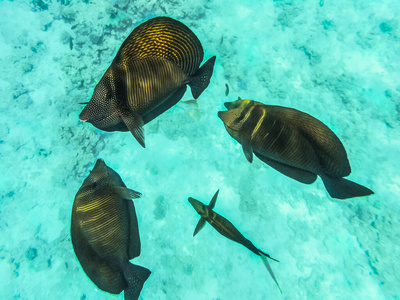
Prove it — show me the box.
[1,0,399,299]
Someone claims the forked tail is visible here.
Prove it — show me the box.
[260,253,282,294]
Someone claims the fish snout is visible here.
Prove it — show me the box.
[217,110,228,123]
[79,108,90,123]
[188,197,205,214]
[188,197,196,207]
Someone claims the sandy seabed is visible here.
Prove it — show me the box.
[1,0,400,299]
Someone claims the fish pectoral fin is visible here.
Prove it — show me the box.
[260,253,282,294]
[193,217,207,237]
[208,189,219,209]
[254,152,317,184]
[120,111,145,148]
[115,186,142,200]
[242,142,253,163]
[189,56,216,99]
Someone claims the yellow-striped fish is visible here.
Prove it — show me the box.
[71,159,150,300]
[79,17,216,147]
[218,100,374,199]
[188,190,281,293]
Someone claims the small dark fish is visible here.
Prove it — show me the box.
[218,100,374,199]
[79,17,216,148]
[71,159,150,300]
[225,83,229,96]
[188,190,281,293]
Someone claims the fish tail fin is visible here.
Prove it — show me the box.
[189,56,216,99]
[321,175,374,199]
[259,253,282,294]
[123,263,151,300]
[258,249,279,262]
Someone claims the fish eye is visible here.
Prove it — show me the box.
[237,114,245,122]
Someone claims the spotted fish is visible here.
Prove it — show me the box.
[79,17,216,147]
[218,100,374,199]
[71,159,150,300]
[188,190,281,293]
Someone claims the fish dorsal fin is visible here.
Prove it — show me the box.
[114,17,204,76]
[193,217,207,237]
[242,141,253,163]
[208,189,219,209]
[120,111,145,148]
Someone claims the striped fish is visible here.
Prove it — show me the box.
[188,190,282,293]
[79,17,216,147]
[71,159,150,300]
[218,100,374,199]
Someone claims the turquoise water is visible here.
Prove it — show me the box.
[1,0,399,299]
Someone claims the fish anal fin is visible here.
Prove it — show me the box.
[243,142,253,163]
[254,152,317,184]
[189,56,216,99]
[120,111,145,148]
[143,85,187,124]
[208,189,219,209]
[260,254,282,294]
[193,217,207,237]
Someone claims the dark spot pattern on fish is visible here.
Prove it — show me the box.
[79,17,215,147]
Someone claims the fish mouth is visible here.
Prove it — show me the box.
[188,197,196,207]
[217,110,228,122]
[79,107,109,125]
